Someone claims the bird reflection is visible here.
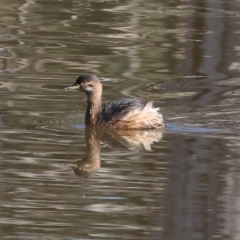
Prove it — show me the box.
[101,129,163,152]
[70,127,163,179]
[70,126,101,179]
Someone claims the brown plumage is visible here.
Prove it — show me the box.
[66,74,164,130]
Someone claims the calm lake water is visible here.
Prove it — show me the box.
[1,0,240,239]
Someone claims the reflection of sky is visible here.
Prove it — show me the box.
[0,115,6,129]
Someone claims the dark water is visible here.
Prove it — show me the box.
[1,0,240,239]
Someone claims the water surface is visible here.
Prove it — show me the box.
[1,0,240,239]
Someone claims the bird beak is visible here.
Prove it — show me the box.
[65,84,80,90]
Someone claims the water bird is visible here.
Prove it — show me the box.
[66,74,164,129]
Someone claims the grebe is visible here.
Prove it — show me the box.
[66,74,164,129]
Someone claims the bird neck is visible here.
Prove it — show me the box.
[85,92,102,125]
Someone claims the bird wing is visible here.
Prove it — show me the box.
[101,98,148,122]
